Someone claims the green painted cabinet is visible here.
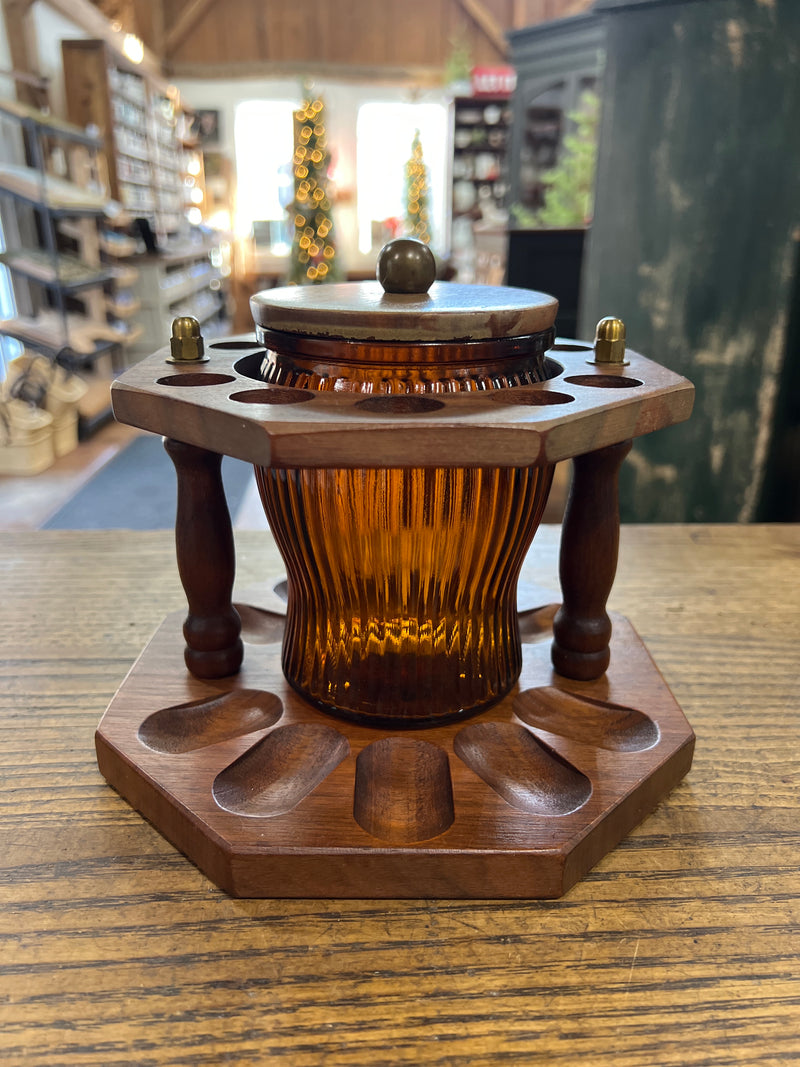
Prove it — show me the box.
[580,0,800,521]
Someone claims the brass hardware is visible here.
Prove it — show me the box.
[377,237,436,295]
[589,317,628,365]
[167,316,208,363]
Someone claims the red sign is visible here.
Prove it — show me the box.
[470,66,516,97]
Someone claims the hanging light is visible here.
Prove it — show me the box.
[122,34,144,64]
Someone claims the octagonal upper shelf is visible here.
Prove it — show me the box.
[110,335,694,470]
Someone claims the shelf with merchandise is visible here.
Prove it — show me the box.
[451,95,513,224]
[0,248,114,293]
[0,96,124,423]
[63,40,191,244]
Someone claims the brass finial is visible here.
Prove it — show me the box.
[590,317,628,365]
[377,238,436,295]
[168,316,208,363]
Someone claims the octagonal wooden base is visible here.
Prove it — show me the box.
[96,603,694,898]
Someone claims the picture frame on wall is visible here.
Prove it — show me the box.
[189,109,220,146]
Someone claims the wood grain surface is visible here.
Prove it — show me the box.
[94,611,694,898]
[164,438,243,679]
[1,525,799,1065]
[249,280,558,341]
[110,338,694,469]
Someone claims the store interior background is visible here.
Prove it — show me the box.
[0,0,797,531]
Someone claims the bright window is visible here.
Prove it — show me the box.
[356,102,449,255]
[233,100,297,252]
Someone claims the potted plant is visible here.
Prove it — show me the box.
[507,90,599,338]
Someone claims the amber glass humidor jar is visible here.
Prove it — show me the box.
[249,240,559,727]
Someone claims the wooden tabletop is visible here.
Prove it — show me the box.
[1,524,798,1065]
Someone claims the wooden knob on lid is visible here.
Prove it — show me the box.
[251,252,557,343]
[376,238,436,294]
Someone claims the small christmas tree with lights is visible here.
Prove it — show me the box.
[287,94,339,285]
[405,129,431,244]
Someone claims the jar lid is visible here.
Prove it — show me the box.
[250,239,558,343]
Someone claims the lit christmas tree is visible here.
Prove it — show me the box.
[404,129,431,244]
[287,94,339,285]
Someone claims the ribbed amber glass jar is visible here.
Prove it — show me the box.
[253,329,556,727]
[253,327,556,395]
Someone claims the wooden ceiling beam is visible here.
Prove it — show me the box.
[147,0,165,60]
[510,0,595,31]
[43,0,163,78]
[164,0,218,55]
[166,57,446,86]
[454,0,510,59]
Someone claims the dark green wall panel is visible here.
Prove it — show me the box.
[581,0,800,521]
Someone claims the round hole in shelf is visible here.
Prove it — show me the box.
[552,342,593,352]
[564,374,643,389]
[210,340,262,350]
[543,356,564,378]
[157,373,236,387]
[488,389,574,407]
[233,352,268,381]
[355,395,446,415]
[230,388,314,406]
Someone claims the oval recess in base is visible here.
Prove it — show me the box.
[454,721,591,816]
[233,604,286,645]
[138,689,283,754]
[518,603,559,641]
[514,687,660,752]
[212,723,350,817]
[354,737,455,844]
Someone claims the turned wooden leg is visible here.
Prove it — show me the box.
[164,438,243,679]
[551,440,632,681]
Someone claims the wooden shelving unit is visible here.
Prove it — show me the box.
[0,99,124,438]
[61,39,188,242]
[451,95,512,222]
[60,40,220,360]
[130,239,228,355]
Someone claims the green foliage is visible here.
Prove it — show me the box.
[444,36,472,87]
[515,90,600,229]
[508,202,539,228]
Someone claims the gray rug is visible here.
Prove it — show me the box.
[42,434,255,530]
